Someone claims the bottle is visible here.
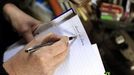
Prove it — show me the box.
[69,0,92,21]
[69,0,94,37]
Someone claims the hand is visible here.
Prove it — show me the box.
[3,3,41,42]
[3,33,69,75]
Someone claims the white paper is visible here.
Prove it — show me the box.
[54,44,105,75]
[3,14,105,75]
[34,15,105,75]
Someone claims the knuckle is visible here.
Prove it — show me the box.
[62,36,69,43]
[58,42,68,51]
[35,47,53,60]
[47,32,55,36]
[18,26,30,34]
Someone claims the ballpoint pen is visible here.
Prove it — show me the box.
[25,36,77,53]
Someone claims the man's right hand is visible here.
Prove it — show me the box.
[3,33,69,75]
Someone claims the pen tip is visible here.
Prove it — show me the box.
[69,36,77,40]
[25,50,28,53]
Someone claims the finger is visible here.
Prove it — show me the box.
[43,50,68,73]
[24,33,62,54]
[34,36,68,60]
[47,36,69,56]
[53,50,68,67]
[36,33,61,44]
[22,30,34,43]
[24,33,59,52]
[31,24,40,33]
[30,20,41,32]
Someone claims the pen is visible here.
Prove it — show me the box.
[25,36,77,53]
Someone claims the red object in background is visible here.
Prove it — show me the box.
[100,3,123,14]
[49,0,63,16]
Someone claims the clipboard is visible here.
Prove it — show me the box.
[3,9,105,75]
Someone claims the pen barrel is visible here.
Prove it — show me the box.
[25,36,76,53]
[25,42,54,53]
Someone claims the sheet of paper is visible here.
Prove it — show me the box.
[54,44,105,75]
[35,15,105,75]
[3,14,105,75]
[89,44,105,75]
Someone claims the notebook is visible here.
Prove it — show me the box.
[3,9,105,75]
